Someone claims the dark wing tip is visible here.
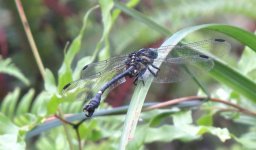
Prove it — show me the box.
[62,83,71,90]
[82,65,89,70]
[214,38,225,42]
[199,54,209,59]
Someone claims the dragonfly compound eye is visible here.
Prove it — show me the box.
[148,49,158,59]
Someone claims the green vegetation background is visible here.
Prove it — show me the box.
[0,0,256,150]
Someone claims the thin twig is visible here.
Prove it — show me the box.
[27,96,256,139]
[15,0,45,79]
[144,96,206,110]
[56,110,74,150]
[55,114,75,126]
[73,125,82,150]
[55,113,82,150]
[211,98,256,116]
[144,96,256,116]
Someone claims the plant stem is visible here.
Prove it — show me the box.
[56,109,74,150]
[55,114,83,150]
[26,96,256,139]
[15,0,45,79]
[145,96,256,116]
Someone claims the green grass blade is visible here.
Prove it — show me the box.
[210,61,256,102]
[114,1,170,36]
[57,5,99,91]
[174,24,256,101]
[119,24,256,149]
[119,30,184,149]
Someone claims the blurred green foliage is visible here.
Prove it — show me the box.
[0,0,256,150]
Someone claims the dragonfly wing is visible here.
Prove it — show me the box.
[156,38,230,59]
[81,55,128,78]
[62,64,127,101]
[61,77,98,102]
[149,56,214,83]
[146,38,229,83]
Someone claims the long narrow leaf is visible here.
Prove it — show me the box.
[16,89,35,114]
[0,88,20,118]
[57,5,99,91]
[114,1,170,36]
[119,23,256,149]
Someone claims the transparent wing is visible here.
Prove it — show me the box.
[61,64,127,101]
[141,38,230,83]
[81,55,128,78]
[156,38,230,58]
[150,56,214,83]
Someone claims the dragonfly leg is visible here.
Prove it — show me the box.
[133,76,139,85]
[151,64,160,75]
[136,73,145,85]
[141,76,145,85]
[151,64,160,70]
[148,67,157,77]
[133,75,145,86]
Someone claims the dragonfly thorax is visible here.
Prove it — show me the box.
[126,48,158,77]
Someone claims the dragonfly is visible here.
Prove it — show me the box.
[62,38,230,117]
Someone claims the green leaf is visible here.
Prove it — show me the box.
[0,113,25,150]
[0,88,20,118]
[96,0,114,61]
[114,1,256,101]
[112,0,139,21]
[128,124,230,148]
[119,26,183,149]
[238,46,256,76]
[16,89,35,115]
[99,0,114,40]
[172,110,193,126]
[120,80,153,149]
[120,23,256,148]
[235,130,256,149]
[0,56,29,85]
[14,113,38,128]
[198,126,231,142]
[31,91,52,116]
[44,68,57,93]
[114,1,170,36]
[57,63,72,92]
[197,113,213,126]
[149,109,176,127]
[58,5,99,91]
[119,21,182,149]
[47,94,61,114]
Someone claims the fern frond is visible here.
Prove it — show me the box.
[0,56,29,85]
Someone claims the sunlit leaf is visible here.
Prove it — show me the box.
[16,89,35,114]
[196,113,213,126]
[58,5,99,91]
[172,110,193,126]
[44,68,57,93]
[0,88,20,118]
[0,56,29,85]
[0,113,25,150]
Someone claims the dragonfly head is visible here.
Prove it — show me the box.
[139,48,158,59]
[148,48,158,59]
